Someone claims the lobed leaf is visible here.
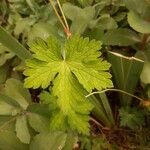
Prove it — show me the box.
[24,35,113,134]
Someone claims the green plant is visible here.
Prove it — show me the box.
[23,35,113,134]
[1,0,150,149]
[119,106,145,129]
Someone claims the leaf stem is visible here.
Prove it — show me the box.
[56,0,69,30]
[49,0,71,38]
[86,89,143,102]
[90,117,104,128]
[49,0,66,30]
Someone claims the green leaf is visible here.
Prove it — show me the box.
[0,26,31,60]
[99,93,114,125]
[108,51,144,105]
[128,11,150,34]
[51,67,93,134]
[124,0,150,17]
[84,28,104,41]
[96,14,118,30]
[62,132,77,150]
[0,131,29,150]
[30,132,67,150]
[77,0,93,7]
[0,100,17,115]
[89,95,114,127]
[4,78,32,110]
[114,12,126,22]
[119,107,145,129]
[65,36,113,92]
[27,103,50,117]
[124,0,145,12]
[0,94,21,115]
[39,91,58,111]
[16,115,31,144]
[0,43,15,66]
[27,103,50,132]
[28,113,49,133]
[27,22,60,44]
[0,64,9,84]
[24,35,113,134]
[63,3,95,34]
[14,18,33,36]
[140,62,150,84]
[0,116,15,131]
[102,28,140,46]
[92,137,110,150]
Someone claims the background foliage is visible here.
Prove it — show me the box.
[0,0,150,149]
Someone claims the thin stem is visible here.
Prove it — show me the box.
[90,117,105,135]
[90,117,104,128]
[49,0,66,30]
[49,0,71,38]
[56,0,69,30]
[86,89,143,102]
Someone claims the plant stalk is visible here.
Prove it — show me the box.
[86,89,143,102]
[49,0,71,38]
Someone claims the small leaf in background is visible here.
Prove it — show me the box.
[0,99,18,115]
[0,64,9,84]
[92,137,111,150]
[39,91,58,111]
[4,78,32,110]
[102,28,140,46]
[77,0,93,7]
[27,22,59,44]
[0,116,15,131]
[84,28,104,41]
[140,62,150,84]
[28,113,49,133]
[96,14,118,30]
[16,115,31,144]
[27,103,50,132]
[124,0,148,15]
[0,0,8,18]
[27,103,50,118]
[63,3,95,34]
[94,0,111,17]
[80,136,92,150]
[114,12,126,22]
[119,107,145,129]
[62,132,78,150]
[124,0,150,20]
[14,18,34,37]
[128,11,150,34]
[0,130,29,150]
[30,132,67,150]
[0,94,21,115]
[0,43,15,66]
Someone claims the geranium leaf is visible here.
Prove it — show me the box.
[24,35,113,135]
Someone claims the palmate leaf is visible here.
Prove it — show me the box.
[24,35,113,134]
[119,107,145,129]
